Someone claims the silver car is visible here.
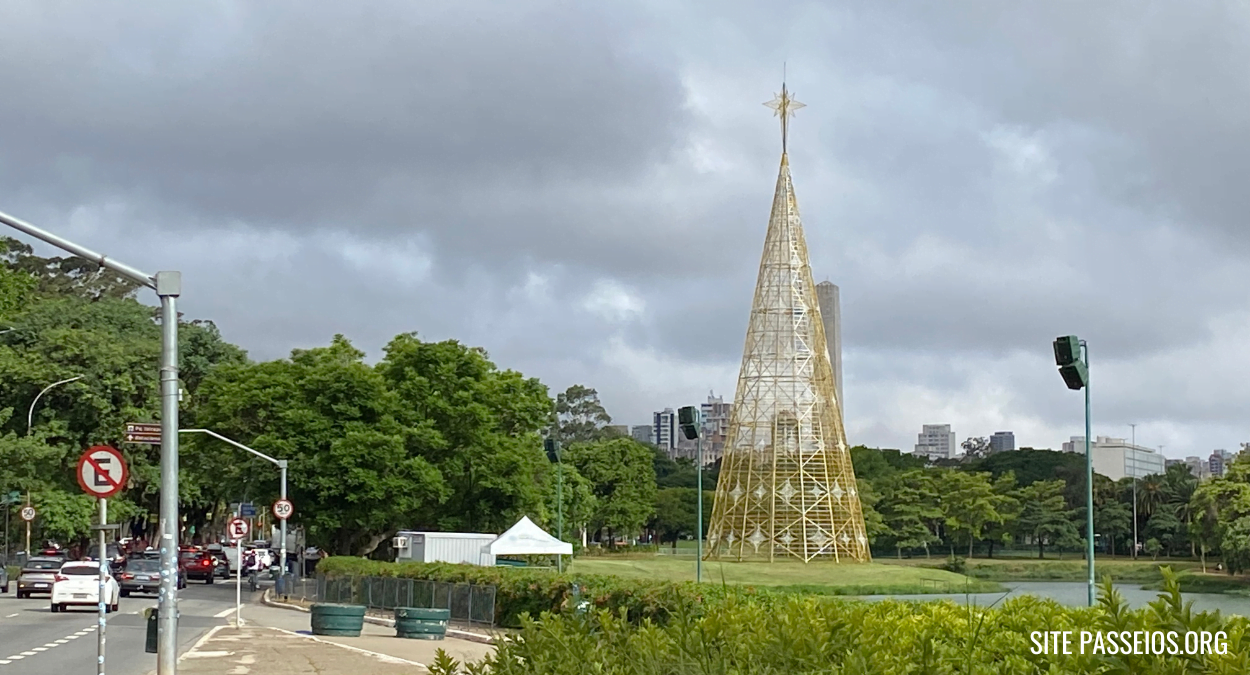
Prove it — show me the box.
[16,557,62,598]
[0,564,8,593]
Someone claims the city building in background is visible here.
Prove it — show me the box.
[989,431,1016,454]
[815,281,843,412]
[699,391,731,466]
[630,425,654,445]
[1210,449,1235,478]
[1061,436,1085,453]
[653,408,677,455]
[606,424,629,437]
[914,424,957,460]
[1089,436,1165,481]
[1185,456,1212,480]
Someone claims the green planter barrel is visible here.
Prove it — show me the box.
[394,607,449,640]
[310,603,367,637]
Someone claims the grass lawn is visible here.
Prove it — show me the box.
[568,556,1003,595]
[883,555,1204,583]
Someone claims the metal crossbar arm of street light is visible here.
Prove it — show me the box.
[28,375,84,434]
[0,209,156,289]
[180,429,283,468]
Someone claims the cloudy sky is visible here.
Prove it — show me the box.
[2,1,1248,458]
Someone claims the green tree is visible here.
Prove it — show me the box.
[939,470,1005,557]
[856,478,888,545]
[545,464,597,545]
[1144,536,1163,561]
[1096,500,1132,557]
[1016,480,1080,559]
[553,385,613,444]
[565,437,657,545]
[876,469,941,558]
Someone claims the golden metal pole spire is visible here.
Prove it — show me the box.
[764,82,806,153]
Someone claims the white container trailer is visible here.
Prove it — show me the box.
[393,531,497,566]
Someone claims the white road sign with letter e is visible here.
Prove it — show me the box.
[228,517,249,540]
[76,445,127,499]
[20,506,36,521]
[272,499,293,520]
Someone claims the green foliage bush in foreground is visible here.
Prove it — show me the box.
[323,559,1250,673]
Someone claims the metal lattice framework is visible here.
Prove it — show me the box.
[705,84,870,563]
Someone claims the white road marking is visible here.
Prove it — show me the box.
[214,607,236,618]
[4,613,17,618]
[42,643,58,648]
[5,656,22,660]
[19,651,35,656]
[66,634,81,639]
[54,640,68,644]
[32,647,47,652]
[0,660,9,665]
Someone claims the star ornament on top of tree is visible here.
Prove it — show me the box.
[764,84,806,152]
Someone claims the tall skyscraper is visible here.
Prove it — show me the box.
[706,84,869,563]
[653,408,677,456]
[989,431,1015,454]
[815,281,843,413]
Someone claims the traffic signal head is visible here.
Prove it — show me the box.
[1060,360,1089,390]
[678,406,700,440]
[544,438,561,463]
[1053,335,1081,367]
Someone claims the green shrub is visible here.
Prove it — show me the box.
[427,571,1250,674]
[941,555,967,574]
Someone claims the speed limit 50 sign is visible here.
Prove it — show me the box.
[272,499,294,520]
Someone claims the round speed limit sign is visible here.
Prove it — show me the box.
[19,506,36,522]
[272,499,294,520]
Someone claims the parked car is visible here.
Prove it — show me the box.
[88,541,126,573]
[179,549,216,584]
[51,561,119,613]
[208,550,231,579]
[16,557,63,598]
[0,565,7,593]
[118,558,172,597]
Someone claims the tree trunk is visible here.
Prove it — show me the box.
[354,530,392,558]
[1200,545,1207,574]
[896,545,902,560]
[968,535,974,559]
[987,538,995,559]
[1038,538,1044,560]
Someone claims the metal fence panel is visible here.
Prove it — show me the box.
[280,575,495,626]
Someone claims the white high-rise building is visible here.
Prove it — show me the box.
[653,408,677,455]
[1089,436,1165,481]
[914,424,957,460]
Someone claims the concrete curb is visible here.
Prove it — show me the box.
[261,589,497,645]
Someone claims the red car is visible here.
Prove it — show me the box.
[178,549,217,584]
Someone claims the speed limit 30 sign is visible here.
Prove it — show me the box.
[272,499,294,520]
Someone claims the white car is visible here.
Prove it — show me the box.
[50,561,120,613]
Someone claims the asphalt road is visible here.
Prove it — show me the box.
[0,579,249,675]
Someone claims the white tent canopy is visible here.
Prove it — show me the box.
[485,516,573,556]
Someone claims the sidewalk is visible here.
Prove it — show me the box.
[175,624,426,674]
[241,599,495,667]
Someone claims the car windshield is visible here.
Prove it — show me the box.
[61,565,100,576]
[24,560,60,571]
[127,560,160,572]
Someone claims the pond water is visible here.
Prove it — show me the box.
[855,582,1250,616]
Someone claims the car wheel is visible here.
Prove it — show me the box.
[120,590,130,598]
[206,575,214,585]
[1,584,7,593]
[50,603,59,613]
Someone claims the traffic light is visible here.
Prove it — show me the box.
[544,438,561,463]
[678,406,700,440]
[1053,335,1088,390]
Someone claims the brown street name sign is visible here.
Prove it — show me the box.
[124,422,162,444]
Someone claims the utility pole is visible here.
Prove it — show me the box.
[677,406,702,583]
[545,438,563,573]
[1129,423,1137,560]
[0,208,182,674]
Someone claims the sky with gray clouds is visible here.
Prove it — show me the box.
[2,1,1248,458]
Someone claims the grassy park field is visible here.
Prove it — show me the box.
[567,556,1004,595]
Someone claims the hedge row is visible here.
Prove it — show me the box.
[317,556,770,628]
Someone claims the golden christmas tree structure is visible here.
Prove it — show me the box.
[705,84,870,563]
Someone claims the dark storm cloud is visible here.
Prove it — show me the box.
[0,0,693,277]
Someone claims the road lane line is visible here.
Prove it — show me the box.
[42,643,58,647]
[214,607,236,618]
[4,613,16,618]
[19,651,35,656]
[32,647,47,652]
[0,660,9,664]
[54,639,68,644]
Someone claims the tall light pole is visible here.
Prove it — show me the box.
[1129,423,1137,560]
[0,208,182,674]
[544,438,563,573]
[677,406,702,583]
[180,430,288,582]
[27,375,84,434]
[1053,335,1094,607]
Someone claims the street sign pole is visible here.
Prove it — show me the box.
[279,461,288,585]
[0,208,182,675]
[25,494,31,558]
[98,497,107,675]
[228,518,249,627]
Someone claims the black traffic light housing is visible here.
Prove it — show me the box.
[544,438,561,463]
[1053,335,1088,390]
[678,406,700,440]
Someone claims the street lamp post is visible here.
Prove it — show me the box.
[180,429,289,583]
[27,375,84,434]
[1053,335,1094,607]
[0,208,183,674]
[1130,423,1137,560]
[676,406,702,583]
[544,438,563,573]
